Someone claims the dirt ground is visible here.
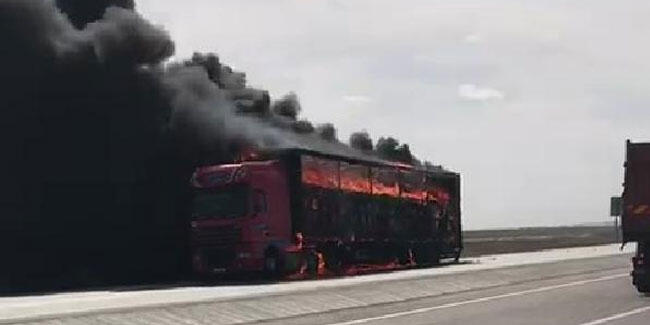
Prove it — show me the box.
[461,225,621,257]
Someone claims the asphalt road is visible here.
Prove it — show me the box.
[257,268,650,325]
[3,245,642,325]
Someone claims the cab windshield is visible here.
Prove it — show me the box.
[192,184,249,220]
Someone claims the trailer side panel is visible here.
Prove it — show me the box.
[623,141,650,242]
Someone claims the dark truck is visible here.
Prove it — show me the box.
[622,140,650,293]
[189,148,461,276]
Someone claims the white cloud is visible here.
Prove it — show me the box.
[463,33,482,44]
[342,95,372,104]
[458,84,505,101]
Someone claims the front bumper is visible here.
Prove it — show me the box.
[193,244,264,275]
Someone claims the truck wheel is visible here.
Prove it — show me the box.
[414,246,440,266]
[325,251,343,273]
[398,247,413,265]
[424,246,440,266]
[323,243,344,273]
[636,284,650,294]
[305,252,319,277]
[431,249,441,266]
[263,250,282,279]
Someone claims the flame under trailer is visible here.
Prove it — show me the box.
[189,148,461,277]
[622,140,650,293]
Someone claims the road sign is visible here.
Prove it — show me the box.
[610,196,622,217]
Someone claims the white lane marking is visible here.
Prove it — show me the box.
[327,273,628,325]
[579,306,650,325]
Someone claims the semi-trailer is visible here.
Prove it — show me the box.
[189,148,462,277]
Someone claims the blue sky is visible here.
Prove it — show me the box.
[136,0,650,229]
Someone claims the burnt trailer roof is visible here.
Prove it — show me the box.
[239,126,455,175]
[265,147,458,177]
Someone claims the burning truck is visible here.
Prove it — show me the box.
[0,0,459,289]
[189,148,461,277]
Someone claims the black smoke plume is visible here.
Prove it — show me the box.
[375,137,416,164]
[271,92,301,120]
[349,131,374,152]
[0,0,192,291]
[317,123,337,142]
[56,0,135,28]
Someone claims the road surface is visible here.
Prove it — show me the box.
[2,244,645,325]
[259,267,649,325]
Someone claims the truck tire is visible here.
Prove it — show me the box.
[305,252,319,277]
[414,245,440,266]
[636,284,650,294]
[431,249,441,266]
[324,250,343,273]
[263,249,282,279]
[397,247,411,265]
[322,242,344,273]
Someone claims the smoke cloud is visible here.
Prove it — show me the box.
[56,0,135,28]
[0,0,188,290]
[349,131,374,152]
[317,123,337,142]
[375,137,416,164]
[271,92,301,120]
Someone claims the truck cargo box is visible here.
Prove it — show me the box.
[622,140,650,242]
[290,150,462,259]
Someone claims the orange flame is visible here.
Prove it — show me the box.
[302,168,339,189]
[301,169,451,203]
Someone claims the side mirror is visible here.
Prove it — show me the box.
[611,196,622,217]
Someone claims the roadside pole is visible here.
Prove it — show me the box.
[610,196,622,243]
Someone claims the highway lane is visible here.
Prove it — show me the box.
[3,245,638,325]
[258,268,650,325]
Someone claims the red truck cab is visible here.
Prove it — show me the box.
[190,160,292,275]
